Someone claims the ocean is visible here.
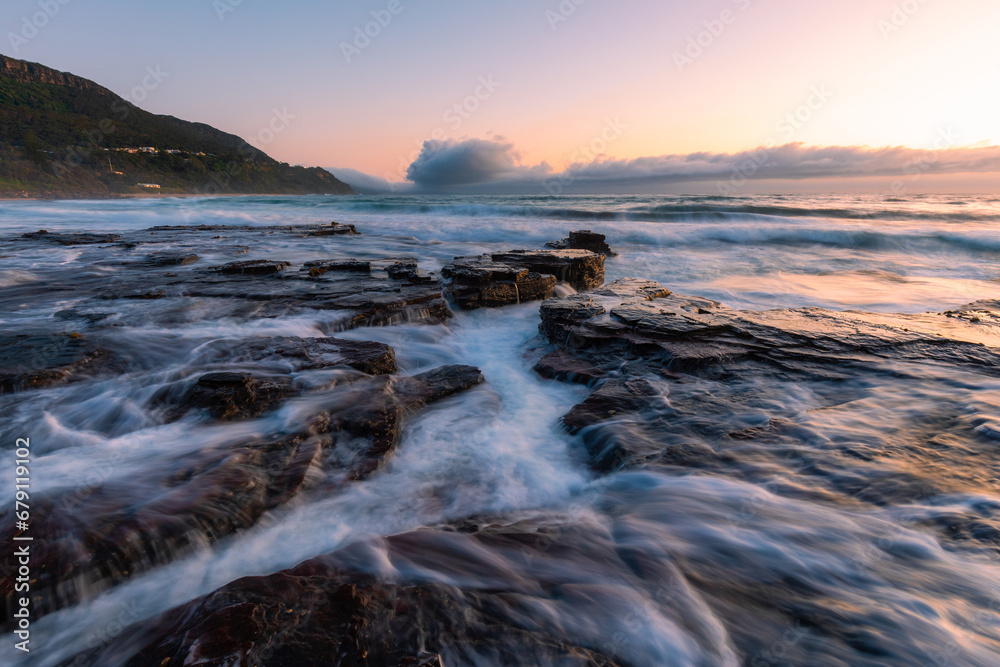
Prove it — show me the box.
[2,193,1000,665]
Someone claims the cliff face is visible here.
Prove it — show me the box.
[0,54,99,89]
[0,54,354,197]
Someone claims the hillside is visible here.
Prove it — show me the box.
[0,54,353,198]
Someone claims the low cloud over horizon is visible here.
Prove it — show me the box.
[405,138,552,188]
[333,138,1000,195]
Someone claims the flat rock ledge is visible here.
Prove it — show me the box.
[491,249,605,291]
[163,337,399,421]
[183,372,294,421]
[20,230,121,245]
[213,259,292,275]
[64,524,634,667]
[537,278,1000,474]
[303,259,371,276]
[546,229,618,256]
[6,223,452,334]
[310,222,360,236]
[540,278,1000,373]
[0,332,112,394]
[442,257,557,310]
[2,364,485,626]
[443,250,605,310]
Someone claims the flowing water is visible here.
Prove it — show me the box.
[3,193,1000,665]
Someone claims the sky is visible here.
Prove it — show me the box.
[4,0,1000,193]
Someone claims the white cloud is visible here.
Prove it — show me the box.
[337,139,1000,194]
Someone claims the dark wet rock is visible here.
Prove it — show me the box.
[395,364,486,407]
[541,278,1000,477]
[141,252,199,267]
[1,432,328,630]
[185,371,293,420]
[645,440,720,468]
[442,255,557,310]
[302,258,371,275]
[97,289,166,300]
[2,364,486,627]
[309,222,360,236]
[540,278,1000,374]
[322,285,451,330]
[386,259,437,284]
[441,249,605,311]
[0,332,111,393]
[330,339,400,375]
[583,422,721,473]
[63,499,983,667]
[386,259,418,279]
[160,338,399,422]
[727,418,792,440]
[491,249,605,291]
[915,510,1000,548]
[82,576,621,667]
[547,229,618,257]
[534,349,610,386]
[229,336,398,376]
[213,259,291,275]
[329,365,485,478]
[2,224,450,334]
[173,274,449,330]
[560,378,679,472]
[21,230,121,245]
[64,524,644,667]
[145,222,360,237]
[562,378,665,434]
[179,257,450,330]
[53,309,115,325]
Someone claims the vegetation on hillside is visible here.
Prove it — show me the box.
[0,55,353,198]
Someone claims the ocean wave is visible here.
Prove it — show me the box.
[323,197,1000,224]
[330,200,625,221]
[611,225,1000,255]
[0,269,38,287]
[5,195,999,237]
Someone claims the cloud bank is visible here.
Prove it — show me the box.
[405,138,550,188]
[345,138,1000,194]
[558,142,1000,187]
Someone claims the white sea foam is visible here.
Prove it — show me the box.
[0,269,37,287]
[4,194,1000,666]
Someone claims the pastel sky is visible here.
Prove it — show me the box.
[5,0,1000,192]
